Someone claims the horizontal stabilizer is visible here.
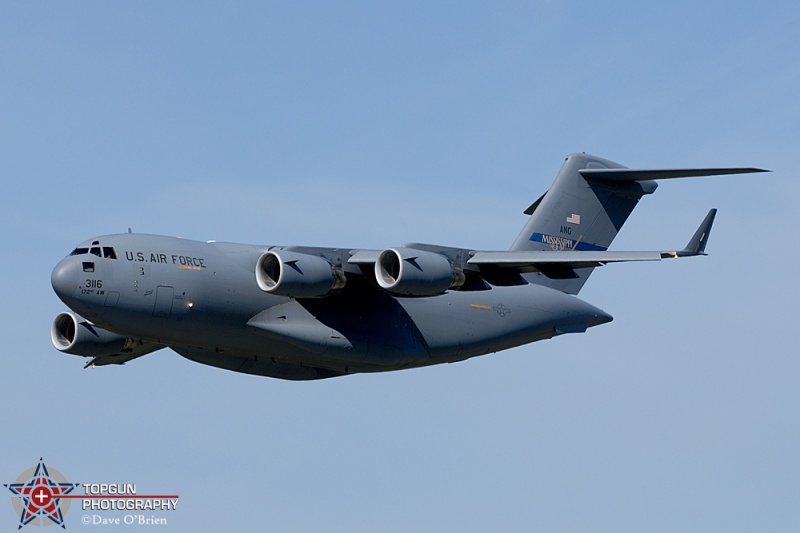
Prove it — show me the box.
[579,167,768,181]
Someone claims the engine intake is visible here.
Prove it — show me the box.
[376,248,464,296]
[256,250,345,298]
[51,312,129,357]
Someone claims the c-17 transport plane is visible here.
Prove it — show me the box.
[50,153,766,380]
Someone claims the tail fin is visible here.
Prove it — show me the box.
[511,153,655,294]
[511,153,766,294]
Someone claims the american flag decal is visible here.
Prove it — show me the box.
[566,213,581,224]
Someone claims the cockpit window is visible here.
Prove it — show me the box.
[69,245,118,260]
[83,262,95,273]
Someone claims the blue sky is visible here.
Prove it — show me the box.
[2,2,798,531]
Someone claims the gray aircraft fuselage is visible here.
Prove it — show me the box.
[51,233,610,380]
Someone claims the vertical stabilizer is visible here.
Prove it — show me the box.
[511,153,657,294]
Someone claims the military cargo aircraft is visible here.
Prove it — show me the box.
[50,153,765,380]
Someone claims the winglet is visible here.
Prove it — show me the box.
[674,208,717,257]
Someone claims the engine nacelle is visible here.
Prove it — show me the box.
[376,247,465,296]
[256,250,345,298]
[51,312,129,357]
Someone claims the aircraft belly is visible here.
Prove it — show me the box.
[246,298,429,369]
[172,347,345,381]
[95,298,429,376]
[117,283,607,376]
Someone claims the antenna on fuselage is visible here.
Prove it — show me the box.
[128,228,132,233]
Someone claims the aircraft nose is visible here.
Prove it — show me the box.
[590,308,614,327]
[579,300,613,328]
[51,258,79,302]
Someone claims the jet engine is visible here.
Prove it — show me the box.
[256,250,346,298]
[51,312,129,357]
[376,247,465,296]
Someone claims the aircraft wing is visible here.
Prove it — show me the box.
[468,250,664,269]
[468,208,718,272]
[351,247,672,270]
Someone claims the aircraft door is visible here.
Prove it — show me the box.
[153,286,174,318]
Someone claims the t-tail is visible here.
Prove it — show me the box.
[510,153,766,295]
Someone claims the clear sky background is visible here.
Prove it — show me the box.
[2,2,798,531]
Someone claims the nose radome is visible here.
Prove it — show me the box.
[577,299,614,328]
[51,258,79,302]
[589,307,614,327]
